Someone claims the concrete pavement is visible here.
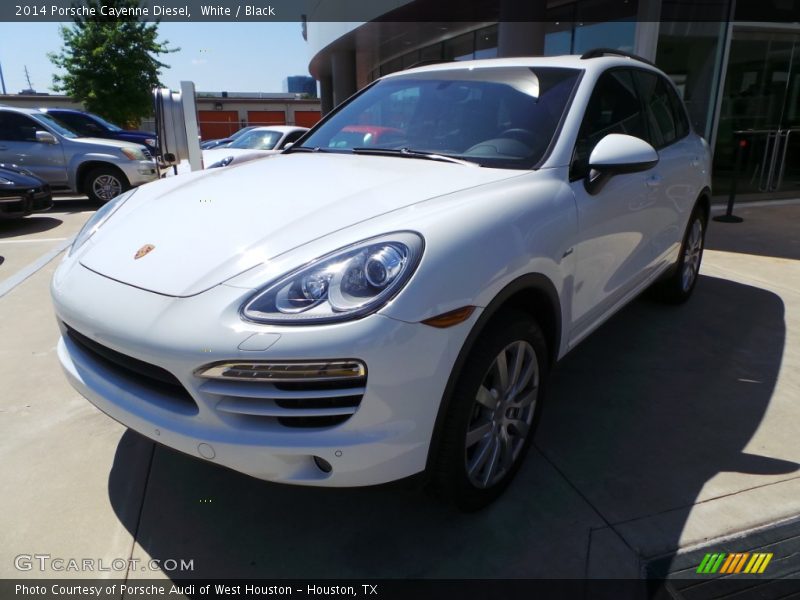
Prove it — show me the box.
[1,200,799,582]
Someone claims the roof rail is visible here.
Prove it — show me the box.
[580,48,656,68]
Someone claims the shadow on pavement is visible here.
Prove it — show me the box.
[0,216,63,239]
[538,274,795,558]
[108,275,794,579]
[52,196,96,214]
[706,204,800,261]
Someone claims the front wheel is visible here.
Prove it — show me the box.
[651,207,707,304]
[85,166,129,204]
[430,310,549,510]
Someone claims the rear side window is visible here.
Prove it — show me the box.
[634,71,687,149]
[571,69,646,179]
[666,83,690,139]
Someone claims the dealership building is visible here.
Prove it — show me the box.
[305,0,799,200]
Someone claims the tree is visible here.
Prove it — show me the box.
[49,0,177,127]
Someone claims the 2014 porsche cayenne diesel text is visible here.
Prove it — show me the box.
[51,51,711,509]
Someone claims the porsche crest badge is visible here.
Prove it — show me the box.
[134,244,155,260]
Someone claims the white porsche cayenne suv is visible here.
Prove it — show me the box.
[51,50,711,509]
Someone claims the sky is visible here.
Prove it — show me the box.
[0,22,312,94]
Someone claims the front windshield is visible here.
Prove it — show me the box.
[300,66,582,169]
[32,113,78,138]
[229,129,282,150]
[230,126,255,140]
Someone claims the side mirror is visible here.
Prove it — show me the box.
[585,133,658,194]
[282,142,294,150]
[35,130,58,145]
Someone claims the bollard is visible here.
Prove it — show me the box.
[713,137,745,223]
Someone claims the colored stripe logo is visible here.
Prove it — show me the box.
[696,552,773,574]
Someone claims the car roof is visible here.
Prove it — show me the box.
[0,106,43,115]
[384,53,662,78]
[39,108,84,114]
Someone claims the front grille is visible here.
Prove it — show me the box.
[199,373,367,429]
[141,147,153,160]
[64,323,197,413]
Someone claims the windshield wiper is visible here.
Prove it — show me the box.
[284,146,336,154]
[351,147,478,167]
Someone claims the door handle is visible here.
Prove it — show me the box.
[645,174,662,188]
[0,145,8,150]
[691,156,701,167]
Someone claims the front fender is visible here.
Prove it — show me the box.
[378,170,576,333]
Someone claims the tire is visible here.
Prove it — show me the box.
[651,206,707,304]
[430,310,549,511]
[84,166,129,204]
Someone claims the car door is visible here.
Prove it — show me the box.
[568,68,662,346]
[633,70,700,268]
[0,111,68,187]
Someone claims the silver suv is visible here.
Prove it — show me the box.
[0,106,158,203]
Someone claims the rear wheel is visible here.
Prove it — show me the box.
[430,310,548,510]
[85,166,129,204]
[651,207,707,304]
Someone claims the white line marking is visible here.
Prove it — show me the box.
[0,237,74,298]
[0,237,69,244]
[711,197,800,211]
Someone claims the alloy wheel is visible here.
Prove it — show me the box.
[92,175,122,202]
[681,218,704,292]
[465,340,539,489]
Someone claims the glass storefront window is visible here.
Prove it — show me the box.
[420,43,443,62]
[444,32,476,61]
[711,29,800,198]
[655,22,728,141]
[545,0,637,55]
[475,25,499,59]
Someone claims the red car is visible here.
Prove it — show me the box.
[328,125,406,148]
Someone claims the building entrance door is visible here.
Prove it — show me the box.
[713,28,800,199]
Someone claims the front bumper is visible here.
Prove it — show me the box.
[119,160,158,187]
[52,262,476,487]
[0,186,53,218]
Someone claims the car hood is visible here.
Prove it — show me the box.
[118,130,155,137]
[0,164,44,186]
[79,152,524,297]
[70,136,145,151]
[202,147,277,165]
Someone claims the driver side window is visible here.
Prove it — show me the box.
[0,112,40,142]
[571,69,646,180]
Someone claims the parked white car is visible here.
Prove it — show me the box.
[51,51,710,509]
[202,126,308,168]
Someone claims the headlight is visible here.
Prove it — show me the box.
[120,146,146,161]
[242,232,424,325]
[208,156,234,169]
[69,188,136,255]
